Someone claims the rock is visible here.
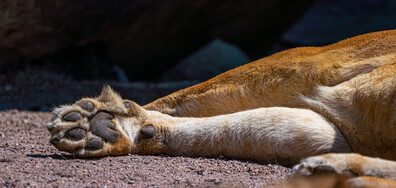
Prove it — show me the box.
[160,39,249,81]
[283,0,396,45]
[108,0,316,81]
[0,0,315,81]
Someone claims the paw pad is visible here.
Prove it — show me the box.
[65,128,86,140]
[63,112,82,122]
[124,101,131,108]
[89,112,121,144]
[140,124,156,139]
[50,106,123,156]
[49,89,135,157]
[77,100,94,112]
[86,138,103,150]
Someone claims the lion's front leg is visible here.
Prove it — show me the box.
[165,107,352,164]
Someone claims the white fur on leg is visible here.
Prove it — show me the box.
[166,107,351,164]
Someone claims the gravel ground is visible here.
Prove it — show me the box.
[0,110,291,187]
[0,70,292,187]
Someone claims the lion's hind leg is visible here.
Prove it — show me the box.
[348,176,396,188]
[292,153,396,187]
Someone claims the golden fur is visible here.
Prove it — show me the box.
[145,30,396,159]
[48,30,396,187]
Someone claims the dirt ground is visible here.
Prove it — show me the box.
[0,70,292,187]
[0,110,291,187]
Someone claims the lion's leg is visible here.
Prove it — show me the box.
[348,176,396,188]
[166,107,352,164]
[48,87,351,162]
[142,62,312,117]
[281,175,396,188]
[47,86,176,157]
[143,82,262,117]
[292,153,396,182]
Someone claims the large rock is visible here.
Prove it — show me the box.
[283,0,396,45]
[0,0,315,81]
[160,39,250,81]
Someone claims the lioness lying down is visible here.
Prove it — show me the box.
[48,30,396,187]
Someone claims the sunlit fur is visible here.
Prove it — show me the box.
[145,30,396,160]
[49,30,396,187]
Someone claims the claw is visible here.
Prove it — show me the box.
[292,162,313,176]
[47,122,55,131]
[75,147,86,156]
[50,136,60,145]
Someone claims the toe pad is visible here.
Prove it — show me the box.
[63,112,82,122]
[77,100,94,112]
[86,139,103,150]
[65,128,86,140]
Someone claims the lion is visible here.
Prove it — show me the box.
[47,30,396,187]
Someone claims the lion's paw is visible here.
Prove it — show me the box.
[291,153,362,177]
[47,86,141,157]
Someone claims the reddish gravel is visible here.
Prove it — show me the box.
[0,109,292,187]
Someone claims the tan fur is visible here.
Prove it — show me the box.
[279,174,351,188]
[281,175,396,188]
[144,30,396,159]
[48,30,396,187]
[348,176,396,188]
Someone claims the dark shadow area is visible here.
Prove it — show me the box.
[27,154,74,160]
[0,0,316,82]
[42,43,118,81]
[1,0,395,111]
[27,153,123,161]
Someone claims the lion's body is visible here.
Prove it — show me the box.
[48,30,396,187]
[144,30,396,160]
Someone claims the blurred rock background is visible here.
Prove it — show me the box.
[1,0,396,110]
